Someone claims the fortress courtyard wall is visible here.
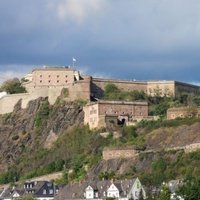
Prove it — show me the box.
[91,78,147,99]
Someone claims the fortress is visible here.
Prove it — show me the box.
[1,66,200,118]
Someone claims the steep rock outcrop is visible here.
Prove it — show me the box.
[0,98,84,171]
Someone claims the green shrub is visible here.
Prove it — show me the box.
[0,78,26,94]
[98,171,116,180]
[34,100,50,127]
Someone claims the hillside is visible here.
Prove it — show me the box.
[0,97,200,186]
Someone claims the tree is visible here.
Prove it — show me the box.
[177,178,200,200]
[0,78,26,94]
[157,186,171,200]
[104,83,121,100]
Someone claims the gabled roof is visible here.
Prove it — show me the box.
[1,181,55,199]
[55,178,138,200]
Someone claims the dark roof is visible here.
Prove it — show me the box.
[1,181,56,199]
[55,178,137,200]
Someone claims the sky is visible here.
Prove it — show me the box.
[1,0,200,84]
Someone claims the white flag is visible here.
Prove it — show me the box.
[72,57,76,62]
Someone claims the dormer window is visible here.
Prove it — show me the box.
[49,189,53,194]
[43,189,46,194]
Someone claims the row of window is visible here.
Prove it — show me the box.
[39,80,68,83]
[104,111,143,115]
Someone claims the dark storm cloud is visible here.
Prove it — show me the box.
[1,0,200,83]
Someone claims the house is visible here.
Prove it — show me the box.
[1,181,57,200]
[55,177,146,200]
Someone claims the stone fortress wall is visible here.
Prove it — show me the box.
[102,148,138,160]
[0,66,91,115]
[91,78,200,99]
[167,107,200,120]
[102,143,200,160]
[1,66,200,115]
[0,88,49,114]
[91,78,147,99]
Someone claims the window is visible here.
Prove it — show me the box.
[40,80,42,83]
[137,181,140,188]
[95,192,98,198]
[43,189,47,194]
[49,189,53,194]
[57,75,59,78]
[48,75,51,77]
[40,75,42,78]
[48,80,51,83]
[65,75,68,78]
[57,80,59,83]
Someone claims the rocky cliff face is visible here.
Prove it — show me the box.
[0,98,84,171]
[1,97,200,185]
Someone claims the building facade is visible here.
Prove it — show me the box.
[1,181,57,200]
[83,100,149,129]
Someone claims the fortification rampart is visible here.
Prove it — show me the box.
[184,143,200,153]
[0,77,91,115]
[102,142,200,161]
[147,81,175,97]
[0,88,49,114]
[102,148,138,160]
[68,77,91,101]
[167,107,200,120]
[91,78,147,99]
[175,81,200,96]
